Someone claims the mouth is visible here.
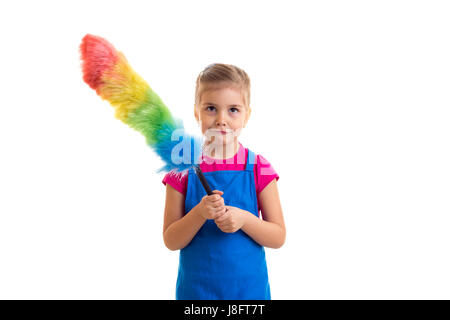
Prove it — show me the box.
[209,129,231,135]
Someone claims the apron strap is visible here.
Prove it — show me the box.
[245,149,256,172]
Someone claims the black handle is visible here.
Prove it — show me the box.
[193,165,213,195]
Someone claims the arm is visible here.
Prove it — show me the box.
[162,184,206,251]
[163,185,226,251]
[241,179,286,249]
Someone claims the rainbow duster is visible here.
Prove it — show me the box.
[79,34,204,178]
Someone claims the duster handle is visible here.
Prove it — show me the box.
[193,165,213,196]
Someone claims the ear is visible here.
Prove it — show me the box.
[194,105,200,123]
[244,107,251,127]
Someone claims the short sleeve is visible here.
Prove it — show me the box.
[162,170,188,196]
[255,154,279,194]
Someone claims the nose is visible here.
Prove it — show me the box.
[215,111,227,127]
[216,119,226,127]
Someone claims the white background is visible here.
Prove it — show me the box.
[0,0,449,299]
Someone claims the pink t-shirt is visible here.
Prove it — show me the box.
[162,142,279,214]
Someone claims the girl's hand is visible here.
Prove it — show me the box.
[198,190,227,220]
[214,206,247,233]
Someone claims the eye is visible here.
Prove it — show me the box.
[230,107,239,113]
[206,106,216,111]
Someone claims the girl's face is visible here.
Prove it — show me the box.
[194,86,251,148]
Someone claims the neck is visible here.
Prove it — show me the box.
[204,140,240,160]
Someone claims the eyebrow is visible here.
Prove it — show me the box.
[203,102,242,107]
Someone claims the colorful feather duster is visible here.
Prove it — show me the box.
[79,34,206,179]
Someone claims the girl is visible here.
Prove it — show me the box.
[162,63,285,300]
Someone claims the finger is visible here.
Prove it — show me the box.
[215,213,227,223]
[207,195,219,201]
[212,190,224,196]
[213,194,225,201]
[206,198,219,206]
[218,223,231,233]
[214,210,224,219]
[214,219,225,228]
[209,203,224,212]
[221,226,232,233]
[213,213,224,221]
[213,201,225,208]
[211,199,223,205]
[218,206,228,216]
[214,208,227,221]
[209,195,223,203]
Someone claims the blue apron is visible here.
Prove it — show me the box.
[176,148,271,300]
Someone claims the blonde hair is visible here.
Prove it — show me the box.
[194,63,251,109]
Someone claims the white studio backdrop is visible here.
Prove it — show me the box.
[0,0,449,299]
